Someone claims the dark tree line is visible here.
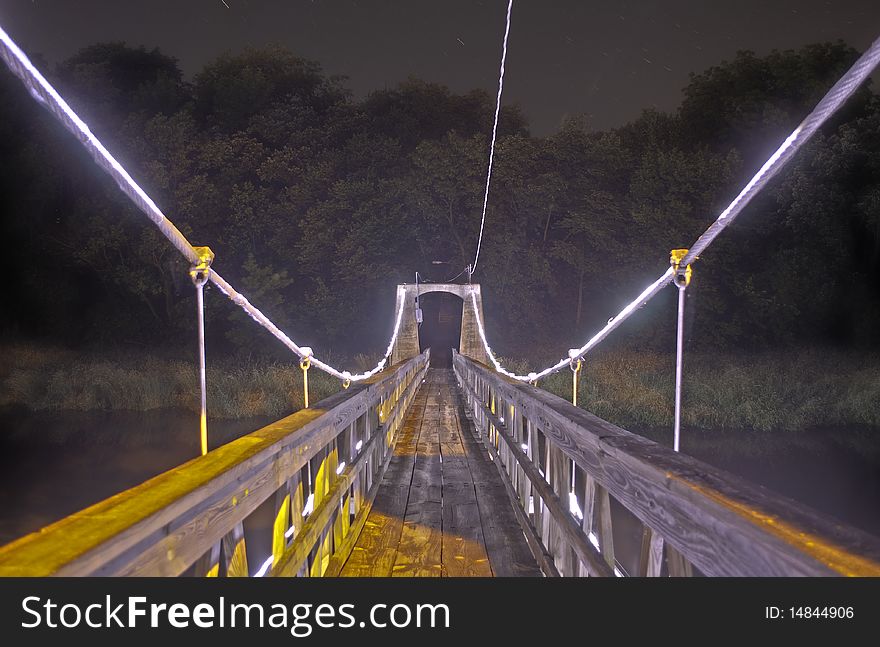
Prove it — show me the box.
[1,40,879,362]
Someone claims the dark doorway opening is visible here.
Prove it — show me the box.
[417,292,463,368]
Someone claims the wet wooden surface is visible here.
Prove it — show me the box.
[340,369,542,577]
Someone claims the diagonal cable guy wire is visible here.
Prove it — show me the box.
[471,0,513,275]
[681,36,880,267]
[0,23,403,383]
[471,33,880,382]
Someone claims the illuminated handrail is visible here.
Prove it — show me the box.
[0,352,429,576]
[454,351,880,577]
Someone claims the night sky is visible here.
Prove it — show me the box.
[0,0,878,134]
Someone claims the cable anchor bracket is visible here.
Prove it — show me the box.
[189,246,215,287]
[670,248,694,288]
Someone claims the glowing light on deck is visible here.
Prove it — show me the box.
[254,555,273,577]
[569,492,583,520]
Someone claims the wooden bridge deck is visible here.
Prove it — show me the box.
[340,369,541,577]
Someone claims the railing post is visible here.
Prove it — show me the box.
[639,526,664,577]
[192,543,221,577]
[221,522,248,577]
[272,485,291,568]
[594,483,615,571]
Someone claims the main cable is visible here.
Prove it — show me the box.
[470,33,880,382]
[0,23,403,383]
[471,0,513,275]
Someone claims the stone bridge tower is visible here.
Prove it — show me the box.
[390,283,490,366]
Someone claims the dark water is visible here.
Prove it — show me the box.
[0,408,877,575]
[691,434,880,537]
[0,408,273,547]
[605,427,880,575]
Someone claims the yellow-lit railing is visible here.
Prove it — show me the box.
[0,351,429,576]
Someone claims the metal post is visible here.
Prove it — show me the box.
[670,249,692,453]
[301,357,311,409]
[415,271,422,327]
[570,354,582,408]
[673,283,686,453]
[190,246,214,457]
[196,281,208,456]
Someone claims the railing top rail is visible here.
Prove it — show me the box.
[0,353,428,577]
[453,351,880,576]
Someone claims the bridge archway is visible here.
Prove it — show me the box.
[390,283,490,367]
[417,291,463,367]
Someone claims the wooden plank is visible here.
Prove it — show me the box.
[594,482,615,570]
[339,368,543,578]
[393,501,443,577]
[448,368,551,577]
[339,486,410,577]
[453,352,880,577]
[325,400,418,577]
[222,522,248,577]
[192,542,220,577]
[411,454,442,488]
[337,369,429,577]
[272,487,291,565]
[480,523,544,577]
[275,361,428,577]
[548,443,576,575]
[458,375,612,577]
[393,373,443,578]
[473,430,558,577]
[288,471,304,543]
[442,526,492,577]
[667,543,694,577]
[441,476,491,577]
[639,526,664,577]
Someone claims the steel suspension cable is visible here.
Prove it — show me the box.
[680,35,880,268]
[471,0,513,275]
[469,33,880,382]
[0,23,403,384]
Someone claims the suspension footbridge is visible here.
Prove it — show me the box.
[1,17,880,577]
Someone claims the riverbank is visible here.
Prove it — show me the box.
[517,348,880,432]
[1,343,344,420]
[3,343,879,434]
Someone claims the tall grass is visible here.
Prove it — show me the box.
[3,344,879,431]
[1,344,340,419]
[504,348,880,432]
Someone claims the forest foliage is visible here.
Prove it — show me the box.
[1,40,879,364]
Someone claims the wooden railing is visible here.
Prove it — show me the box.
[0,351,430,576]
[453,351,880,577]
